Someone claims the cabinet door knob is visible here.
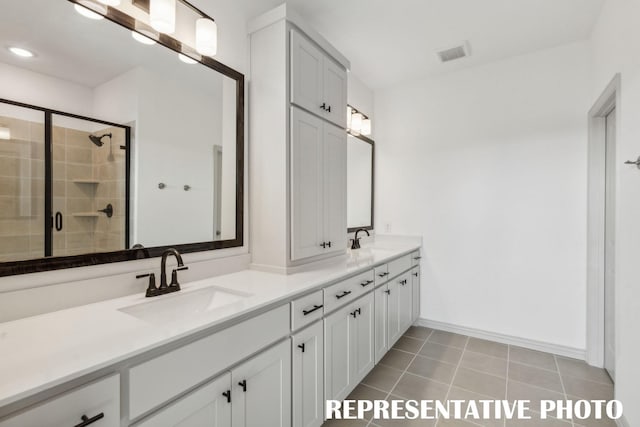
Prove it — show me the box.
[320,103,327,111]
[385,290,391,295]
[351,310,358,318]
[320,242,327,249]
[222,390,231,403]
[238,380,247,392]
[400,279,407,286]
[413,272,419,277]
[327,105,332,113]
[74,413,104,427]
[298,343,306,352]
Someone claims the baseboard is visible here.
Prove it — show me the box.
[417,318,586,360]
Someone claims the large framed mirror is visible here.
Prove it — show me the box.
[347,134,374,232]
[0,0,244,276]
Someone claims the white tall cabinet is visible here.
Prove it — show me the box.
[249,5,350,272]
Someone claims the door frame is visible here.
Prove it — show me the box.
[586,73,620,367]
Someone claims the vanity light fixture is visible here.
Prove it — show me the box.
[195,18,217,56]
[132,30,157,45]
[178,53,198,64]
[350,112,363,136]
[150,0,177,34]
[347,105,372,137]
[74,2,107,20]
[96,0,121,5]
[361,118,372,136]
[8,47,34,58]
[0,126,10,140]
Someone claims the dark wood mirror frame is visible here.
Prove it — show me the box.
[347,133,375,233]
[0,0,245,276]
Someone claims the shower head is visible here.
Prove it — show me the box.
[89,133,112,147]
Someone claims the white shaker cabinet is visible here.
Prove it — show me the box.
[374,284,389,364]
[291,107,347,261]
[386,279,403,348]
[291,30,347,128]
[397,272,414,334]
[231,340,291,427]
[292,321,324,427]
[135,374,231,427]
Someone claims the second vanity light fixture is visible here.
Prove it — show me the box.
[347,105,372,137]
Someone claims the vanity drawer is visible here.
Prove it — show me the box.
[0,374,119,427]
[388,254,413,279]
[374,264,389,286]
[128,304,289,420]
[291,290,324,331]
[411,250,422,266]
[324,269,374,313]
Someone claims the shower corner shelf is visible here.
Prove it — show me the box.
[73,179,100,185]
[72,212,100,218]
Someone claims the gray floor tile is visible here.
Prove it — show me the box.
[509,347,557,372]
[420,342,465,364]
[373,396,438,427]
[563,376,614,401]
[446,387,504,427]
[322,418,369,427]
[407,354,458,383]
[379,349,415,371]
[508,362,563,393]
[460,350,508,378]
[466,338,508,359]
[346,384,389,420]
[506,380,565,412]
[404,326,434,340]
[437,419,483,426]
[505,411,572,426]
[393,336,426,353]
[362,364,404,392]
[428,331,469,349]
[573,401,618,427]
[391,372,450,400]
[452,367,506,399]
[556,357,612,385]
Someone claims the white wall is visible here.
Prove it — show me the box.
[375,41,592,350]
[591,0,640,423]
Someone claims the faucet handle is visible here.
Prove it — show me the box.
[136,273,158,298]
[170,266,188,288]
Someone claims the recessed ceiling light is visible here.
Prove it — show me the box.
[131,31,156,45]
[74,3,106,20]
[178,53,198,65]
[8,47,34,58]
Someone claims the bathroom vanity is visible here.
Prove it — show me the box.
[0,239,422,427]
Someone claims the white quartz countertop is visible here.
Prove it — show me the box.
[0,236,421,409]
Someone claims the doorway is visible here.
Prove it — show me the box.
[587,74,620,379]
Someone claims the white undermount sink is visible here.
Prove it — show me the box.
[119,285,253,324]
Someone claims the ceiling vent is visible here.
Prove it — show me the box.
[436,42,471,63]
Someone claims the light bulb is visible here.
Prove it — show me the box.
[361,119,372,136]
[74,3,105,20]
[132,31,156,45]
[351,113,363,136]
[96,0,120,5]
[150,0,176,34]
[178,53,198,65]
[196,18,218,57]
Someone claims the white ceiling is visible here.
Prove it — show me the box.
[242,0,605,90]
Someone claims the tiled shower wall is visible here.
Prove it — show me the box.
[0,116,125,261]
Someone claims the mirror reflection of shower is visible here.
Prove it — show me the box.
[89,133,115,161]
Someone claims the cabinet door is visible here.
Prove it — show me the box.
[324,305,351,401]
[292,321,324,427]
[290,30,324,115]
[374,285,388,364]
[397,273,413,334]
[291,107,325,261]
[411,267,421,323]
[323,58,347,128]
[232,340,291,427]
[387,280,402,347]
[136,374,231,427]
[351,292,375,385]
[323,123,347,254]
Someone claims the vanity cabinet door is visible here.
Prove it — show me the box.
[386,280,402,348]
[291,30,324,116]
[323,122,347,255]
[411,267,421,323]
[135,374,231,427]
[374,284,389,364]
[323,58,347,128]
[292,321,324,427]
[397,272,413,334]
[324,303,352,401]
[291,107,325,261]
[351,292,375,385]
[231,340,291,427]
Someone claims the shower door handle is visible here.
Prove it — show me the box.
[55,212,63,231]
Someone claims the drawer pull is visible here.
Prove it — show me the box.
[384,290,391,295]
[238,380,247,392]
[361,280,374,287]
[222,390,231,403]
[413,272,419,277]
[302,304,323,316]
[414,256,422,260]
[74,413,104,427]
[298,343,306,353]
[378,272,389,278]
[336,291,352,300]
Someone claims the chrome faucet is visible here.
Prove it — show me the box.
[350,228,370,250]
[136,248,188,298]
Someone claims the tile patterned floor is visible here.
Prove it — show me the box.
[323,327,616,427]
